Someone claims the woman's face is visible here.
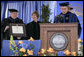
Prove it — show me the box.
[32,14,38,21]
[60,6,69,14]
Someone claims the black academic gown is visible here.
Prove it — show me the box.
[26,21,41,40]
[1,17,23,40]
[54,11,82,38]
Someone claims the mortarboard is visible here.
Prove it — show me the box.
[59,2,73,10]
[59,2,69,6]
[8,9,18,12]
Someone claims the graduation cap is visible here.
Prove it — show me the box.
[8,9,18,12]
[59,2,69,6]
[59,2,73,10]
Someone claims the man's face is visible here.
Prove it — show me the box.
[60,6,69,14]
[10,12,18,19]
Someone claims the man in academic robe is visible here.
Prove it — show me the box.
[54,2,82,38]
[26,11,41,40]
[1,9,24,40]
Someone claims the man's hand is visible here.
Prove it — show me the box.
[4,26,9,32]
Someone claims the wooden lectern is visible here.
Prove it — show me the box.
[40,23,78,52]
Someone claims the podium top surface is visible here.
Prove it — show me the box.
[40,23,78,27]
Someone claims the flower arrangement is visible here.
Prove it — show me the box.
[9,35,83,56]
[9,35,35,56]
[37,48,78,56]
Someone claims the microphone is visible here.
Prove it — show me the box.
[55,15,64,23]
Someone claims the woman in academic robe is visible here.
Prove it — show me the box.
[26,11,41,40]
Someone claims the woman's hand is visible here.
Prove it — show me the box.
[17,37,21,40]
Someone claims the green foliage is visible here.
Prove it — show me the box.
[80,45,83,52]
[10,35,16,47]
[30,43,35,49]
[9,35,19,56]
[41,4,52,23]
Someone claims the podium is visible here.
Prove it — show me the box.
[40,23,78,52]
